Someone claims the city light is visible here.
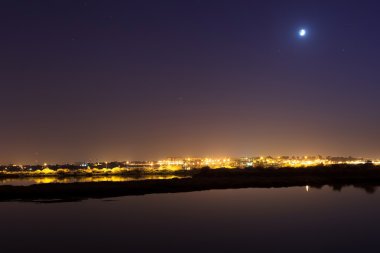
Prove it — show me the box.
[0,156,375,176]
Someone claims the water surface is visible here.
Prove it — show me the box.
[0,175,183,186]
[0,186,379,253]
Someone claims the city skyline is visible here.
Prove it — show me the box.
[2,154,379,167]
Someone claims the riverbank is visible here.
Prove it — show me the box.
[0,164,379,202]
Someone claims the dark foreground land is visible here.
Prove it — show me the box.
[1,164,380,202]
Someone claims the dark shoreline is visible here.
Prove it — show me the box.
[0,164,380,202]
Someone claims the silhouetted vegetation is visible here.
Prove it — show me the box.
[0,164,380,202]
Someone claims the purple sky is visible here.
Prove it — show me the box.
[1,0,380,163]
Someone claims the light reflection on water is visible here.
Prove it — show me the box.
[0,186,379,253]
[0,175,184,186]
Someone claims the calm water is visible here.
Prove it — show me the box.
[0,186,379,253]
[0,175,184,186]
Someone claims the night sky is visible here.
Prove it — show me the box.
[1,0,380,164]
